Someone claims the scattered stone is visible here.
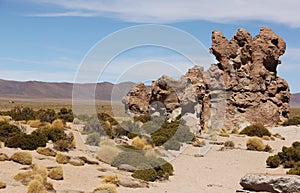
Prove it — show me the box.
[119,176,149,188]
[192,139,206,147]
[240,174,300,193]
[194,154,204,158]
[78,156,99,165]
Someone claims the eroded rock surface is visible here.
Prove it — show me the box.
[240,174,300,193]
[122,27,290,132]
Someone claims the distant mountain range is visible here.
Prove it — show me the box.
[0,79,299,108]
[0,79,135,102]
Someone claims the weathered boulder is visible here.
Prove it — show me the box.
[122,27,290,132]
[240,174,300,193]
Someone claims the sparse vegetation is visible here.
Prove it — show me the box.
[132,166,158,182]
[36,147,57,157]
[48,166,63,180]
[11,151,32,165]
[131,136,151,150]
[92,184,118,193]
[56,153,70,164]
[282,116,300,126]
[51,119,65,129]
[224,140,235,149]
[266,141,300,175]
[27,179,47,193]
[246,137,265,151]
[102,174,121,186]
[240,123,271,137]
[133,114,151,123]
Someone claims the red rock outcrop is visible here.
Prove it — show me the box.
[122,27,290,132]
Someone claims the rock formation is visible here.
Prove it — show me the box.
[122,27,290,132]
[240,174,300,193]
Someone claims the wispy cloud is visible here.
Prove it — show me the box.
[27,0,300,27]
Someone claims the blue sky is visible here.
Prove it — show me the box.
[0,0,300,93]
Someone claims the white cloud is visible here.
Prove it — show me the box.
[27,0,300,28]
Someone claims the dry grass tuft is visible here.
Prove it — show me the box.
[11,151,32,165]
[102,174,120,186]
[51,119,65,129]
[96,145,122,164]
[131,136,149,150]
[0,115,12,123]
[36,147,56,157]
[27,179,47,193]
[69,158,85,166]
[262,135,271,141]
[56,153,70,164]
[14,164,48,186]
[0,181,6,189]
[0,153,9,161]
[92,183,118,193]
[246,137,265,151]
[48,166,63,180]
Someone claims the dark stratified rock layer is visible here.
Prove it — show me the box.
[122,27,290,132]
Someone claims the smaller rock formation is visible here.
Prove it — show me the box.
[240,174,300,193]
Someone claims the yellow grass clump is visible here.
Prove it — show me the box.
[36,147,57,157]
[48,166,63,180]
[96,145,122,164]
[56,153,70,164]
[246,137,265,151]
[0,115,12,123]
[231,127,239,134]
[132,136,152,150]
[11,151,32,165]
[262,135,271,141]
[27,179,48,193]
[51,119,65,129]
[102,174,120,186]
[92,184,118,193]
[69,158,85,166]
[28,120,51,129]
[0,181,6,189]
[219,128,230,137]
[14,164,48,185]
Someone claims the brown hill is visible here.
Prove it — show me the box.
[0,79,134,101]
[290,93,300,108]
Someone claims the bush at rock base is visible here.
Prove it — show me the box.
[240,123,271,137]
[266,155,280,168]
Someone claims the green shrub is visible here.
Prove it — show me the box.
[5,131,47,150]
[160,162,174,176]
[292,141,300,149]
[37,109,56,123]
[10,106,36,121]
[287,167,300,175]
[266,155,280,168]
[163,139,181,151]
[57,108,74,122]
[0,122,21,141]
[133,114,151,123]
[240,123,271,137]
[151,135,168,146]
[283,116,300,126]
[132,166,158,182]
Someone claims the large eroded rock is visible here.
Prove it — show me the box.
[122,27,290,132]
[240,174,300,193]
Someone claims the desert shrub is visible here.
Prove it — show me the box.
[246,137,265,151]
[28,120,51,129]
[92,184,118,193]
[48,166,63,180]
[36,127,66,142]
[266,142,300,175]
[86,132,101,146]
[0,122,21,141]
[15,164,48,185]
[264,144,273,152]
[102,174,120,186]
[69,158,85,166]
[56,153,70,164]
[240,123,271,137]
[11,151,32,165]
[266,155,280,168]
[163,139,181,151]
[57,108,74,122]
[10,106,36,121]
[96,145,122,164]
[27,179,47,193]
[98,113,119,126]
[160,161,174,176]
[36,147,56,157]
[151,135,168,146]
[6,131,47,150]
[287,167,300,175]
[53,139,72,152]
[224,140,235,149]
[51,119,65,129]
[283,116,300,126]
[131,136,150,150]
[0,115,12,123]
[37,109,56,123]
[132,166,157,182]
[133,114,151,123]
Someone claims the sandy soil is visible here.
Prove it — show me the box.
[0,125,299,193]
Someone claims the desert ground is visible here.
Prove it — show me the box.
[0,119,299,193]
